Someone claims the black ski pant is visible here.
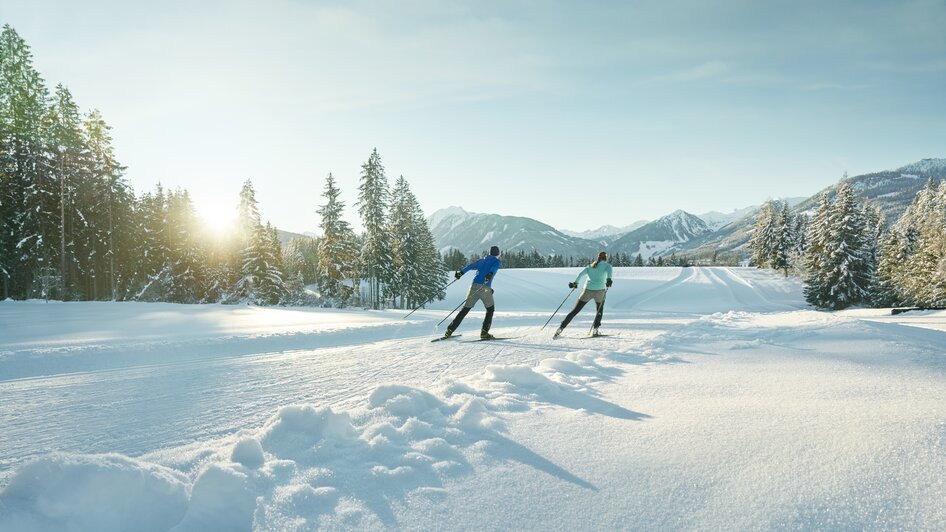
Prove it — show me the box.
[559,299,604,330]
[448,305,494,334]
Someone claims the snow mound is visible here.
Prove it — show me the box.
[369,385,447,418]
[231,438,265,469]
[260,404,356,458]
[484,364,551,389]
[0,454,188,532]
[172,464,256,531]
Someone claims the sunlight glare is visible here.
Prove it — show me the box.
[196,199,237,237]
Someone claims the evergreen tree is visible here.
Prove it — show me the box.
[749,201,779,269]
[873,229,909,307]
[387,175,417,308]
[130,185,167,299]
[803,193,832,307]
[165,189,206,303]
[44,84,88,299]
[228,180,260,302]
[860,201,885,294]
[387,175,446,308]
[771,203,793,275]
[900,179,946,306]
[804,183,873,309]
[83,109,131,300]
[633,253,644,267]
[229,181,286,304]
[441,248,467,271]
[0,25,52,298]
[317,173,358,306]
[283,236,318,285]
[260,223,287,304]
[407,184,446,308]
[357,148,392,308]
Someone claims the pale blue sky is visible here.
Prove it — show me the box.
[3,0,944,233]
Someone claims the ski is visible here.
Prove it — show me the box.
[431,334,462,343]
[554,333,611,340]
[465,336,519,342]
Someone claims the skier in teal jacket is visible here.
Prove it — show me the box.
[555,251,613,338]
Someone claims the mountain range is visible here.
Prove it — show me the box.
[428,158,946,261]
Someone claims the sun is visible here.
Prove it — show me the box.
[195,198,237,238]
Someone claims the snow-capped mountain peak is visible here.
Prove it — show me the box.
[426,206,470,231]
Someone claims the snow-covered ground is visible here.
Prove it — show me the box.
[1,267,945,530]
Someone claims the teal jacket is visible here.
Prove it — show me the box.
[575,262,613,290]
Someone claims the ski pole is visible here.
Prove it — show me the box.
[541,287,576,330]
[437,298,467,328]
[401,276,460,319]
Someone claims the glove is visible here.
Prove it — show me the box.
[568,282,578,289]
[454,271,463,279]
[484,272,494,283]
[606,278,613,288]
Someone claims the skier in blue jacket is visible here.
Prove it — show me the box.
[555,251,613,338]
[443,245,502,340]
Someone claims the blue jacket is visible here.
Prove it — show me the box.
[462,255,501,287]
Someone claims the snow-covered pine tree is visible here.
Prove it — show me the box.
[227,180,260,301]
[792,213,808,256]
[46,85,88,300]
[44,84,89,299]
[165,189,206,303]
[229,180,286,305]
[357,148,392,309]
[633,254,644,267]
[133,184,173,301]
[387,175,416,308]
[750,201,779,269]
[904,179,946,306]
[860,200,885,298]
[406,180,446,309]
[386,175,446,309]
[803,192,833,307]
[233,223,282,305]
[873,228,910,307]
[815,182,873,309]
[0,25,53,299]
[317,173,358,307]
[83,109,132,300]
[283,271,308,306]
[260,223,287,304]
[283,236,318,287]
[772,202,793,275]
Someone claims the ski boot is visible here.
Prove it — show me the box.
[591,327,601,337]
[442,327,455,339]
[480,331,496,341]
[553,327,564,339]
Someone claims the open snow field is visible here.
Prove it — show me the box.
[1,267,945,530]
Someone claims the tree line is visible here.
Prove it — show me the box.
[750,178,946,309]
[442,249,692,270]
[0,24,445,308]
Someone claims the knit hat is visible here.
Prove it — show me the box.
[489,246,500,256]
